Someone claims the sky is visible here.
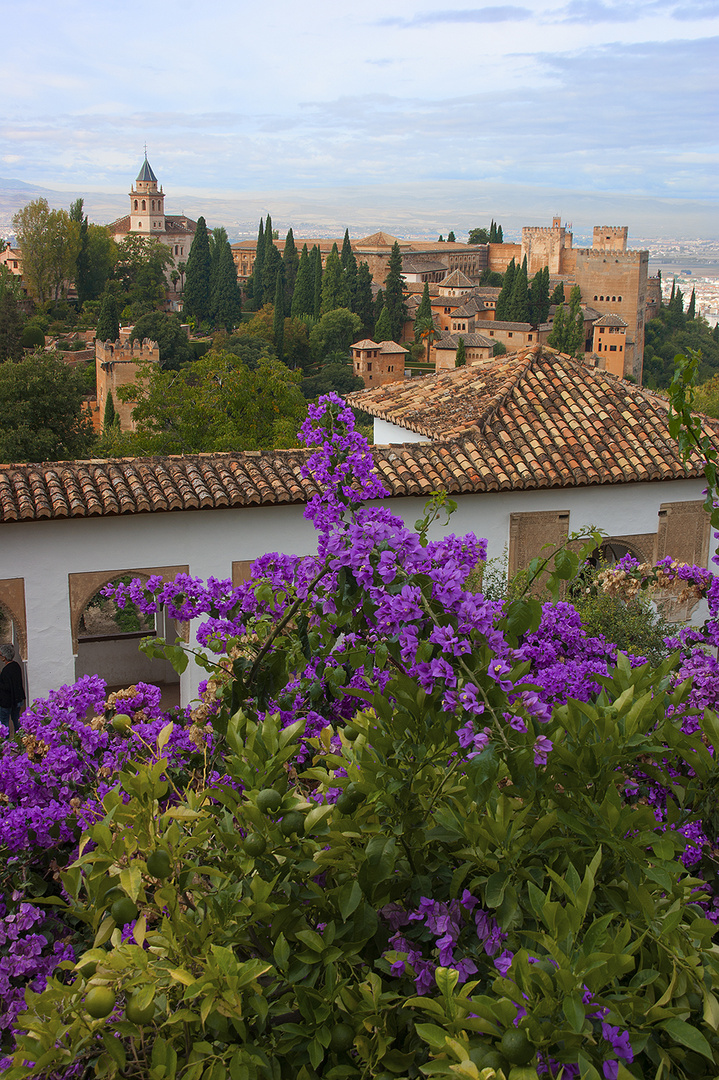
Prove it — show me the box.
[1,0,718,238]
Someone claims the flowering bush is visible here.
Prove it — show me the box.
[4,393,719,1079]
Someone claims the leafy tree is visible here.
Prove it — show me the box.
[0,352,96,462]
[183,216,212,324]
[493,339,507,356]
[455,336,466,367]
[468,227,490,245]
[321,244,349,314]
[643,308,719,388]
[12,198,79,303]
[95,289,119,343]
[291,245,314,318]
[281,316,311,372]
[309,308,362,363]
[302,361,364,400]
[355,262,375,337]
[273,269,285,361]
[113,235,172,316]
[383,241,407,342]
[548,288,584,357]
[495,258,515,321]
[282,229,299,309]
[415,313,438,364]
[374,303,393,342]
[447,231,456,242]
[479,268,504,287]
[548,302,566,350]
[129,312,195,370]
[113,350,306,454]
[76,220,115,305]
[214,240,242,332]
[0,273,25,363]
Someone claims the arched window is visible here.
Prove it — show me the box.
[134,200,138,210]
[142,200,146,211]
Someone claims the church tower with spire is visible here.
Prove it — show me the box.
[129,154,166,236]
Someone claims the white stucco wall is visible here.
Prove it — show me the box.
[1,476,709,709]
[374,418,431,444]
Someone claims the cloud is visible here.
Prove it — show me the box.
[554,0,671,21]
[378,6,532,27]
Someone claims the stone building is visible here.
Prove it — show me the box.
[591,314,628,377]
[95,337,160,431]
[351,339,406,386]
[107,156,197,270]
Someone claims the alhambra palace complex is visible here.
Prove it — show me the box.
[231,217,655,386]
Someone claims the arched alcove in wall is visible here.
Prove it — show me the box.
[69,565,189,709]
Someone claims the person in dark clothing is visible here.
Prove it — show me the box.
[0,643,25,734]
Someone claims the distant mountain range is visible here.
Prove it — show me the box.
[2,176,716,245]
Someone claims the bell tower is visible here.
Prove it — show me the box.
[129,154,166,235]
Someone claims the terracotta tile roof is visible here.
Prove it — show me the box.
[347,347,719,492]
[352,339,380,350]
[2,348,716,523]
[440,269,474,289]
[594,313,628,327]
[378,341,408,354]
[435,333,494,350]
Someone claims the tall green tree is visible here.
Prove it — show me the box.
[509,256,530,322]
[548,302,566,351]
[282,229,299,310]
[262,240,282,307]
[321,244,349,314]
[247,218,265,309]
[312,246,322,318]
[383,241,407,342]
[0,352,96,462]
[415,313,438,364]
[550,281,565,306]
[103,391,117,432]
[687,288,696,320]
[414,282,432,336]
[183,217,212,324]
[291,245,314,318]
[0,286,24,363]
[340,229,353,271]
[96,289,119,343]
[214,240,242,331]
[273,269,285,361]
[529,266,550,326]
[455,336,466,367]
[355,262,375,337]
[447,231,456,243]
[468,227,490,245]
[13,198,79,303]
[374,303,392,342]
[495,258,516,321]
[308,308,362,364]
[129,312,195,370]
[209,227,229,319]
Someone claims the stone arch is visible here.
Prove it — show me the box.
[68,565,188,653]
[0,579,27,659]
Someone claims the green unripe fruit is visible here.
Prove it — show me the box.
[501,1029,535,1066]
[85,986,116,1019]
[77,958,97,978]
[125,993,155,1025]
[335,794,357,815]
[111,713,132,734]
[146,849,172,879]
[243,833,267,856]
[103,886,124,906]
[110,896,139,926]
[256,788,282,813]
[329,1022,355,1052]
[480,1051,507,1070]
[280,811,304,836]
[343,723,360,741]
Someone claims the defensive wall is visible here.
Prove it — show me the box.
[95,339,160,431]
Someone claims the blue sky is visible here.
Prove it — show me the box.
[1,0,717,236]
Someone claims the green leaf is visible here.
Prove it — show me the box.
[337,880,363,920]
[273,933,290,970]
[415,1023,449,1051]
[661,1019,714,1061]
[562,994,585,1034]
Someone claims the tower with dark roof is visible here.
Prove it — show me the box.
[129,154,166,236]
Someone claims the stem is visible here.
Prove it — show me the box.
[246,563,330,688]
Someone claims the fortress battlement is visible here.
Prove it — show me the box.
[95,338,160,365]
[575,248,646,263]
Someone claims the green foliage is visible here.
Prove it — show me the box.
[508,256,530,323]
[282,229,299,310]
[291,245,314,319]
[214,240,242,332]
[550,281,565,305]
[183,217,212,324]
[321,244,350,315]
[469,227,490,245]
[309,308,362,364]
[492,340,507,357]
[447,231,456,243]
[548,287,584,357]
[374,303,392,343]
[414,283,432,333]
[96,289,119,344]
[103,391,117,433]
[455,337,466,367]
[129,312,195,371]
[355,262,375,337]
[643,307,719,389]
[571,568,675,666]
[111,349,306,455]
[383,242,407,342]
[113,236,172,318]
[0,352,96,462]
[12,198,80,303]
[0,288,25,362]
[302,361,364,400]
[273,270,285,361]
[495,259,515,321]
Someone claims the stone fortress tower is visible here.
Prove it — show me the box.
[95,338,160,431]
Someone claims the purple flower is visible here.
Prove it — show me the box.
[602,1024,633,1063]
[533,735,553,766]
[494,949,514,976]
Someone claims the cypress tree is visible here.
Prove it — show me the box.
[103,391,116,431]
[375,303,392,342]
[509,256,530,322]
[669,278,676,305]
[75,215,91,306]
[497,225,503,242]
[312,246,322,318]
[262,244,283,307]
[550,281,565,306]
[489,220,497,244]
[183,216,212,323]
[548,303,566,351]
[248,218,264,307]
[273,268,285,361]
[282,229,299,309]
[345,246,358,313]
[291,245,313,318]
[215,240,242,331]
[540,267,551,323]
[383,241,407,343]
[455,337,466,367]
[96,289,119,343]
[447,231,456,243]
[340,229,353,270]
[495,259,515,321]
[0,288,24,362]
[374,288,385,326]
[687,288,696,319]
[321,244,349,314]
[355,261,375,336]
[415,282,432,334]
